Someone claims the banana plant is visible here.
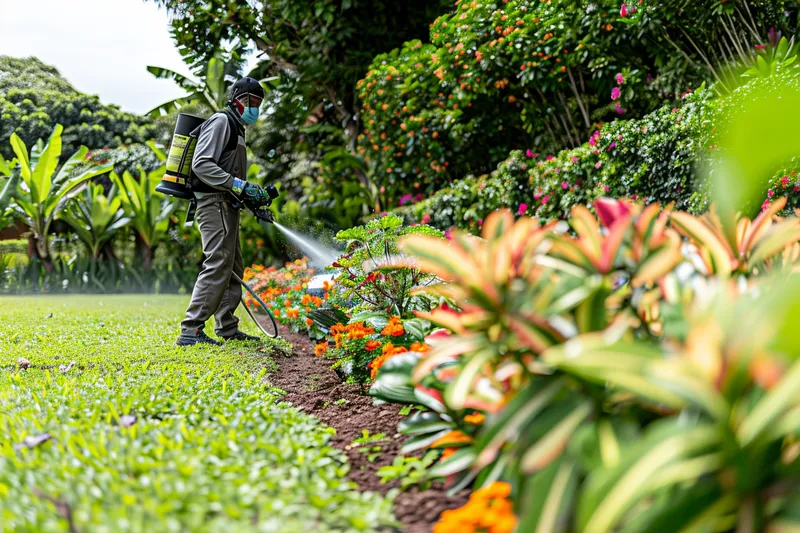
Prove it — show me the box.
[110,168,176,270]
[7,124,113,271]
[59,182,130,261]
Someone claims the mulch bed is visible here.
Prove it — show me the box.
[269,327,469,532]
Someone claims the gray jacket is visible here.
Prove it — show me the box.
[191,111,248,199]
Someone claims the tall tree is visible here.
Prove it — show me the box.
[149,0,451,148]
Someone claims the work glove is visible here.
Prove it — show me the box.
[232,178,276,222]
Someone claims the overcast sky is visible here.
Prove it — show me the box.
[0,0,252,115]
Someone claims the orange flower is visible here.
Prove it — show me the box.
[306,318,314,326]
[365,340,382,352]
[315,342,328,357]
[381,316,405,337]
[369,353,391,379]
[284,299,292,308]
[464,412,486,425]
[410,341,431,353]
[273,309,281,317]
[330,323,346,336]
[433,482,517,533]
[381,342,408,357]
[301,294,312,306]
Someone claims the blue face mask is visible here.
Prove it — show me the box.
[241,107,260,125]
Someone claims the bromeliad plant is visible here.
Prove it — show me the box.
[332,214,444,316]
[373,197,800,531]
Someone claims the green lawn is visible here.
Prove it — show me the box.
[0,296,395,533]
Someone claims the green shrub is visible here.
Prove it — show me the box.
[0,239,26,256]
[400,75,800,231]
[357,0,794,198]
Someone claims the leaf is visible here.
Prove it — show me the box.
[473,378,565,469]
[516,458,578,533]
[578,423,719,533]
[30,124,63,204]
[670,211,733,276]
[738,359,800,446]
[428,447,477,477]
[398,412,453,436]
[521,401,593,473]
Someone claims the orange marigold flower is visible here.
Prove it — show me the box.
[464,412,486,425]
[315,343,328,357]
[410,341,430,353]
[381,316,405,337]
[284,299,292,308]
[369,353,393,379]
[381,342,408,357]
[306,318,314,326]
[365,340,382,352]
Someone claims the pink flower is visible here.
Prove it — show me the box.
[541,195,550,205]
[615,73,625,85]
[595,197,631,228]
[782,176,789,188]
[762,199,771,212]
[620,3,628,17]
[561,181,569,190]
[589,131,600,146]
[546,155,555,161]
[609,142,617,150]
[534,192,542,200]
[615,102,625,115]
[517,203,528,215]
[603,184,610,193]
[795,185,800,193]
[445,230,452,240]
[399,194,414,206]
[421,213,431,224]
[478,219,483,227]
[755,44,767,50]
[595,161,602,169]
[525,149,538,158]
[611,87,621,101]
[768,189,775,198]
[571,156,578,163]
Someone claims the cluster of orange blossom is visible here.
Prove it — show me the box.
[433,482,517,533]
[368,341,430,379]
[380,316,405,336]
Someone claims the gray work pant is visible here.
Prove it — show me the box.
[181,194,243,337]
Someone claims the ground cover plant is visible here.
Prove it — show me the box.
[0,296,396,532]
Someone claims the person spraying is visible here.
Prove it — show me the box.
[175,76,276,346]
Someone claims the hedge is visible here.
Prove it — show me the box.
[397,74,800,231]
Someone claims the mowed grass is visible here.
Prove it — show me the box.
[0,296,395,533]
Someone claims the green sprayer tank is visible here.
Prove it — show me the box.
[154,113,205,200]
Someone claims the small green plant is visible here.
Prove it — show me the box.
[332,214,444,316]
[377,451,439,491]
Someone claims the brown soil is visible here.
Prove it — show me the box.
[269,328,469,532]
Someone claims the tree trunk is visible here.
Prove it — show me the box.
[135,233,153,271]
[32,236,53,273]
